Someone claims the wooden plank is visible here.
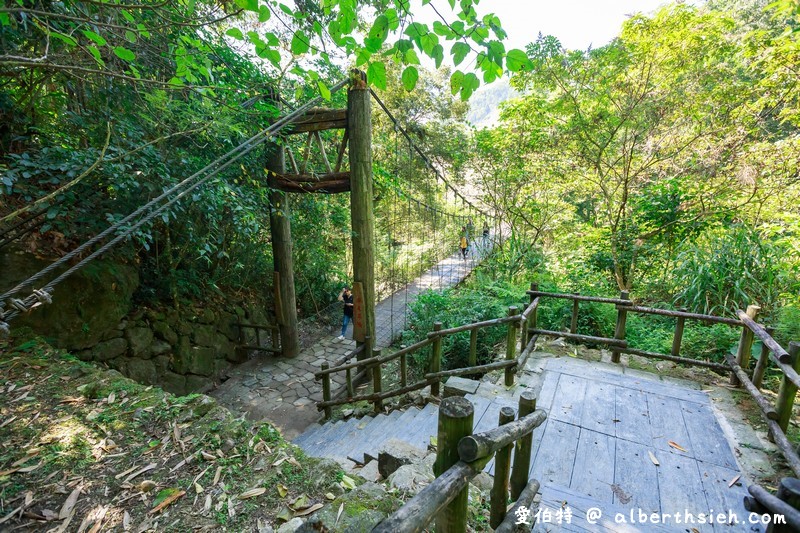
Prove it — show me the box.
[696,462,757,530]
[655,452,710,523]
[570,429,616,503]
[580,380,617,436]
[680,401,738,470]
[614,386,652,445]
[550,374,589,426]
[647,394,693,459]
[530,420,581,487]
[534,483,675,533]
[613,439,661,513]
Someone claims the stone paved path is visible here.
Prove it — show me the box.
[211,243,490,439]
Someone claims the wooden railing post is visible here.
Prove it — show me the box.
[671,308,687,358]
[255,327,262,349]
[346,367,354,397]
[372,348,383,414]
[431,322,443,396]
[611,291,629,364]
[529,283,538,330]
[570,293,579,334]
[434,397,474,533]
[490,406,516,529]
[732,305,760,386]
[321,363,332,420]
[505,307,519,386]
[510,390,536,500]
[753,327,775,390]
[469,329,478,368]
[271,327,280,351]
[773,478,800,533]
[776,343,800,434]
[400,352,408,388]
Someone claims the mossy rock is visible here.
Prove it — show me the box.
[3,251,138,350]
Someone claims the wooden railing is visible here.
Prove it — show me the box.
[373,392,546,533]
[236,322,281,356]
[314,288,541,418]
[744,478,800,531]
[530,286,800,478]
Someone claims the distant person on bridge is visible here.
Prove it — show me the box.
[466,218,474,240]
[482,224,490,249]
[337,286,354,340]
[459,227,469,260]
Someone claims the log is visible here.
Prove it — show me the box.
[400,352,407,388]
[506,307,519,386]
[766,418,800,477]
[276,171,351,183]
[520,297,540,322]
[315,352,382,378]
[738,310,791,363]
[435,397,474,533]
[427,315,518,338]
[725,354,779,420]
[236,323,279,330]
[529,329,626,348]
[496,479,541,533]
[273,178,350,194]
[618,305,743,326]
[510,391,537,500]
[491,407,516,528]
[288,108,348,133]
[431,322,443,396]
[748,482,800,531]
[237,345,281,353]
[372,348,383,413]
[528,290,631,306]
[373,461,477,533]
[317,378,435,409]
[425,359,516,380]
[732,305,760,386]
[458,410,548,462]
[528,283,538,329]
[776,343,800,434]
[515,334,539,376]
[619,347,730,372]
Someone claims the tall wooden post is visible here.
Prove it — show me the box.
[510,390,536,499]
[431,322,443,396]
[348,70,376,358]
[434,397,474,533]
[267,90,300,358]
[505,307,519,386]
[490,406,516,528]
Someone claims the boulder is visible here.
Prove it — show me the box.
[152,321,178,345]
[277,518,304,533]
[377,438,426,479]
[126,358,157,385]
[185,374,213,394]
[387,462,434,494]
[443,376,480,397]
[198,308,217,325]
[216,310,239,342]
[161,371,187,396]
[192,324,217,347]
[126,327,154,358]
[173,336,215,376]
[356,460,381,483]
[298,483,394,533]
[90,338,128,361]
[150,340,171,357]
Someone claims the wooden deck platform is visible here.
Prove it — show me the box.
[525,357,760,532]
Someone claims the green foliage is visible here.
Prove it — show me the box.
[401,280,527,373]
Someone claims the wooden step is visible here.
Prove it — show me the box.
[363,407,422,463]
[405,403,439,451]
[345,410,404,464]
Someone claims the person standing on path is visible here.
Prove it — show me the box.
[459,227,468,260]
[337,286,354,340]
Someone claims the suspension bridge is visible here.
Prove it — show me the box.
[2,71,800,531]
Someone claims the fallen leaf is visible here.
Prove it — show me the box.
[325,492,335,500]
[136,480,156,493]
[238,488,266,500]
[648,451,660,466]
[203,495,212,514]
[291,494,309,510]
[201,450,215,461]
[728,474,741,487]
[107,392,115,404]
[668,441,687,453]
[149,489,185,514]
[0,416,18,428]
[124,463,156,483]
[335,502,344,526]
[213,466,222,485]
[341,475,356,490]
[287,457,301,468]
[277,484,288,498]
[194,482,204,494]
[59,486,81,519]
[294,503,323,516]
[123,511,131,531]
[276,507,292,522]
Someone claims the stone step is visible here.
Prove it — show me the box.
[405,402,439,451]
[304,418,357,457]
[363,406,422,463]
[345,410,404,465]
[300,420,343,454]
[292,422,323,448]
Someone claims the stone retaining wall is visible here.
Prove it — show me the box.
[77,303,273,396]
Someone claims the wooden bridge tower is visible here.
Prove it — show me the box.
[267,71,375,358]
